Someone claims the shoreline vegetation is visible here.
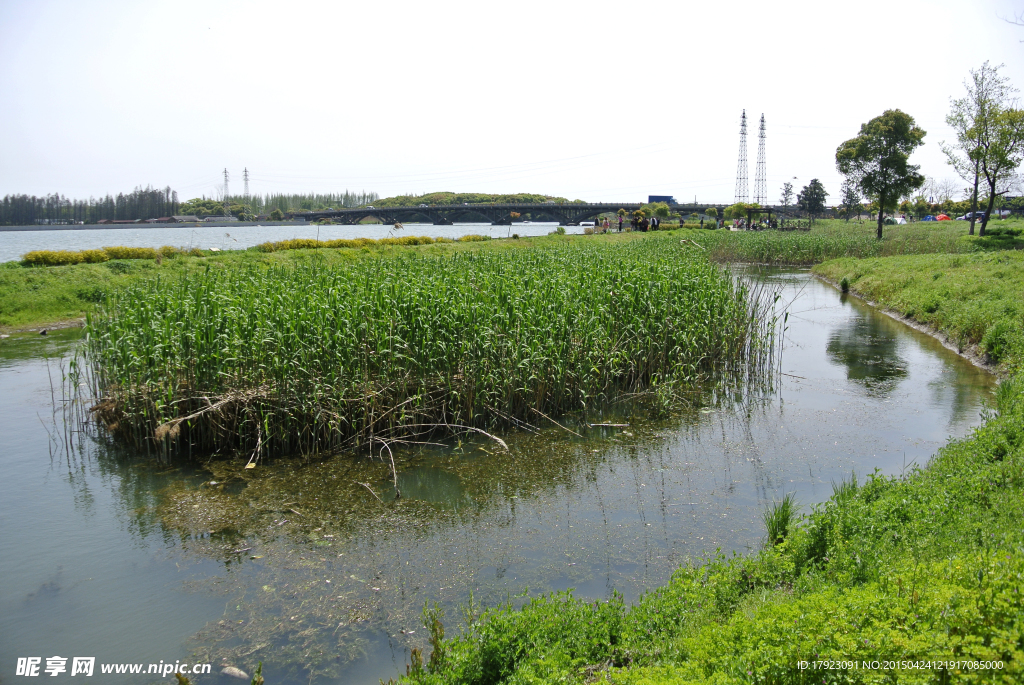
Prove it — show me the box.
[81,235,778,458]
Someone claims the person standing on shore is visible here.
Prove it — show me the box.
[618,215,624,232]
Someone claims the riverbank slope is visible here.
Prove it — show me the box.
[814,251,1024,377]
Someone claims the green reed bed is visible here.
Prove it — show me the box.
[83,236,777,458]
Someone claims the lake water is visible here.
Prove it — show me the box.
[0,269,994,683]
[0,223,575,263]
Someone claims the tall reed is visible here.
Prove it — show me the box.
[84,236,778,458]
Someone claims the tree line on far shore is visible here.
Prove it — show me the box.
[0,188,381,225]
[1,186,179,226]
[166,191,382,221]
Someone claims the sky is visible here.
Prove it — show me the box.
[1,0,1023,205]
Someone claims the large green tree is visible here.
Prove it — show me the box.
[836,109,926,239]
[939,62,1012,236]
[797,179,828,224]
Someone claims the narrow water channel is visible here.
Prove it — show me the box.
[0,268,994,683]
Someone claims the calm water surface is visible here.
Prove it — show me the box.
[0,223,573,263]
[0,269,994,683]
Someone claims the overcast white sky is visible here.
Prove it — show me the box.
[1,0,1023,204]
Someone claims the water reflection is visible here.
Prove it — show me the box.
[826,317,908,393]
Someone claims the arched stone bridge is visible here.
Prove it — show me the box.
[288,202,730,226]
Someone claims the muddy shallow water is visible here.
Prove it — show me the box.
[0,268,995,683]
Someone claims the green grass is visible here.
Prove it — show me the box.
[689,217,1024,265]
[814,250,1024,374]
[83,234,777,457]
[397,375,1024,685]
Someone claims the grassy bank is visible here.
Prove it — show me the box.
[84,234,776,457]
[814,251,1024,375]
[398,371,1024,683]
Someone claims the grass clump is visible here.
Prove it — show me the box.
[83,236,776,457]
[762,493,797,546]
[398,376,1024,684]
[814,250,1024,372]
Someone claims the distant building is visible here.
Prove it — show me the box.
[648,195,678,205]
[111,219,141,224]
[171,215,200,223]
[97,219,113,224]
[144,217,174,223]
[202,215,239,222]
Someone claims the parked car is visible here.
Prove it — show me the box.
[955,211,986,220]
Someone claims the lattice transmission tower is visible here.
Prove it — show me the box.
[243,168,249,198]
[734,110,748,203]
[754,114,767,206]
[222,168,230,217]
